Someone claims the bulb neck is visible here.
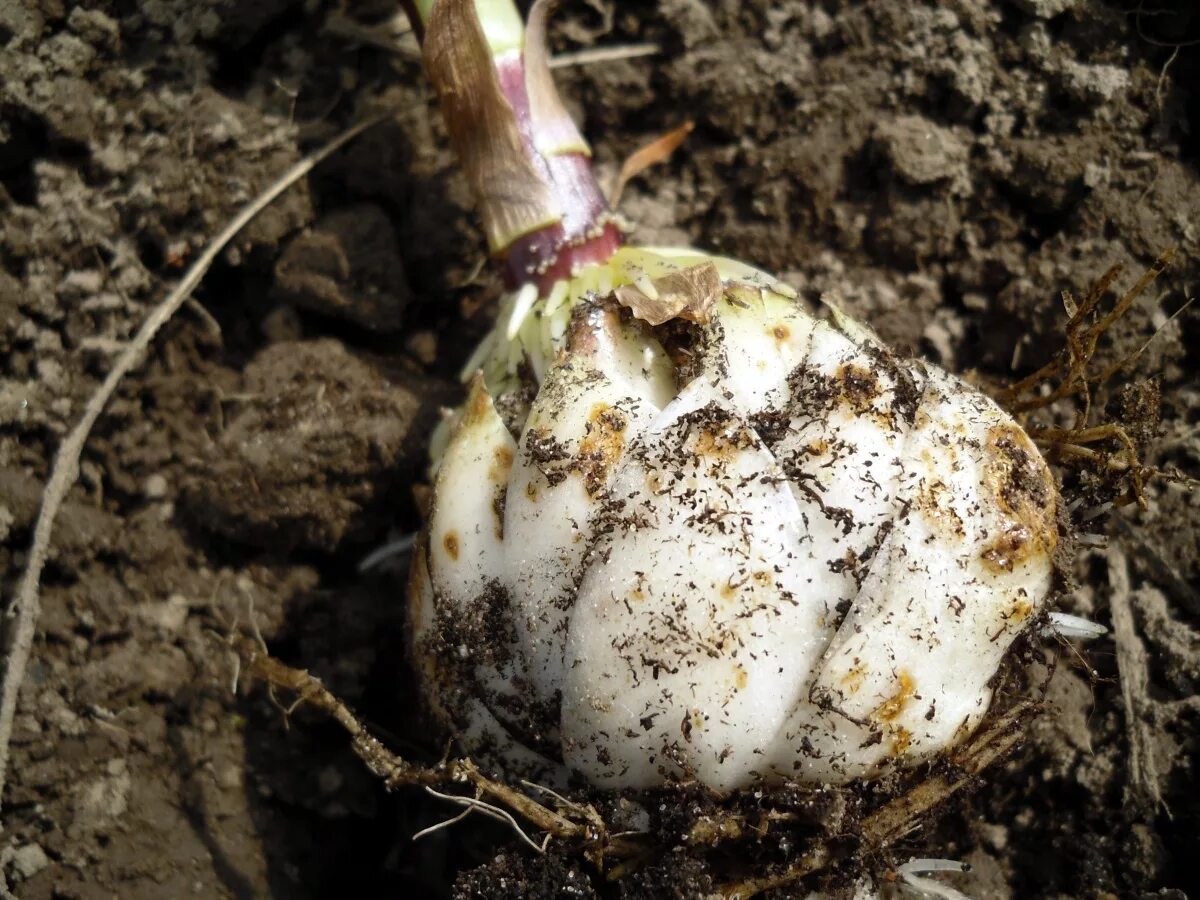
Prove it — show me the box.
[413,0,623,292]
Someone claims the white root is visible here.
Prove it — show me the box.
[897,858,973,900]
[357,532,417,572]
[1042,611,1109,640]
[421,786,551,853]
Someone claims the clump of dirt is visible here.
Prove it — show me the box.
[1,0,1198,898]
[273,204,412,332]
[181,338,445,552]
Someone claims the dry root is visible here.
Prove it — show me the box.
[232,634,1035,897]
[998,247,1184,511]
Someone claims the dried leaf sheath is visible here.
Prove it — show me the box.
[525,0,591,158]
[423,0,560,253]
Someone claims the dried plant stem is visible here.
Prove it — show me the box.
[234,636,585,843]
[1105,545,1164,810]
[549,42,662,69]
[1002,248,1174,413]
[0,107,398,815]
[237,634,1034,890]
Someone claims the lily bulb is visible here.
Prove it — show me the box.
[408,247,1060,791]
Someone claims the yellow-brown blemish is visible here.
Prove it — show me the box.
[525,481,539,502]
[915,478,965,538]
[695,428,734,461]
[720,581,738,603]
[873,671,915,723]
[693,422,756,463]
[577,403,628,496]
[565,301,620,356]
[889,725,913,756]
[982,424,1059,573]
[489,445,514,482]
[752,570,773,587]
[771,323,790,343]
[733,665,748,691]
[461,374,493,428]
[442,531,460,561]
[981,524,1032,573]
[841,663,867,696]
[645,469,664,494]
[492,486,506,541]
[1002,597,1035,627]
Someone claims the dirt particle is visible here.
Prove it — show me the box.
[273,204,410,332]
[835,363,884,417]
[873,115,969,189]
[8,844,49,882]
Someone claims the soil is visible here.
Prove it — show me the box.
[1,0,1198,898]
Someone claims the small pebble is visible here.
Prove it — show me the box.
[143,473,168,500]
[10,843,50,880]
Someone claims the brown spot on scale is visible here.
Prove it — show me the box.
[1001,596,1035,627]
[770,323,790,344]
[443,531,460,560]
[888,725,913,756]
[983,423,1059,567]
[872,671,915,723]
[915,478,965,538]
[525,481,539,502]
[565,299,621,357]
[461,372,495,428]
[841,663,867,696]
[719,581,738,603]
[981,524,1033,574]
[490,445,514,482]
[577,403,628,496]
[733,665,748,690]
